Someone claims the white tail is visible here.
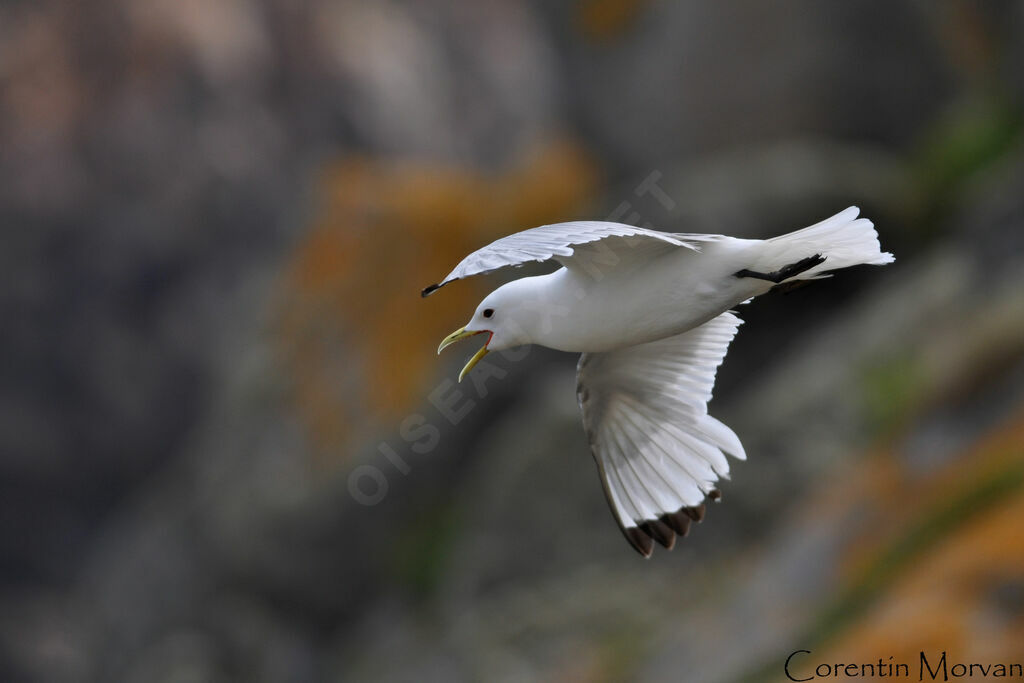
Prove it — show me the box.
[757,207,894,280]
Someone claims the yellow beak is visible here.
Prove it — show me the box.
[437,326,490,382]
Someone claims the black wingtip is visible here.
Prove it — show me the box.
[683,504,706,523]
[421,283,442,298]
[662,511,691,537]
[641,520,676,550]
[626,527,654,558]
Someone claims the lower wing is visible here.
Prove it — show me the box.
[576,312,746,557]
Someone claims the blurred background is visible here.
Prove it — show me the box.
[2,1,1024,681]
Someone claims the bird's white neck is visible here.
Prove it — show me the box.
[488,268,617,353]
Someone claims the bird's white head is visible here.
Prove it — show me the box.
[436,278,545,381]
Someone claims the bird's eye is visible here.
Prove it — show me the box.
[483,308,494,319]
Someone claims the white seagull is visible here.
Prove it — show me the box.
[425,207,893,557]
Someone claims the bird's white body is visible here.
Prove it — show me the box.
[496,238,766,352]
[428,207,893,557]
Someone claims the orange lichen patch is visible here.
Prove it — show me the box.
[806,488,1024,671]
[575,0,652,43]
[770,408,1024,681]
[839,409,1024,584]
[274,142,599,459]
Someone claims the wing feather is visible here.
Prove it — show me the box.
[577,312,745,557]
[597,421,645,525]
[605,414,662,521]
[617,407,703,513]
[422,221,698,296]
[618,395,717,489]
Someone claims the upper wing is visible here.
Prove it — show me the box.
[421,221,698,296]
[576,312,746,557]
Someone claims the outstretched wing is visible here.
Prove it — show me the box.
[576,312,746,557]
[422,221,698,296]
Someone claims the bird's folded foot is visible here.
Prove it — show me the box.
[734,254,826,284]
[770,279,816,295]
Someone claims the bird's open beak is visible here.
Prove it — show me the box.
[437,326,490,382]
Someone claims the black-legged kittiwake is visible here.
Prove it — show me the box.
[424,207,893,557]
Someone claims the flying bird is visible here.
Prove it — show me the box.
[424,207,893,557]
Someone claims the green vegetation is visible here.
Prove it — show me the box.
[911,96,1024,232]
[860,352,929,436]
[388,499,465,599]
